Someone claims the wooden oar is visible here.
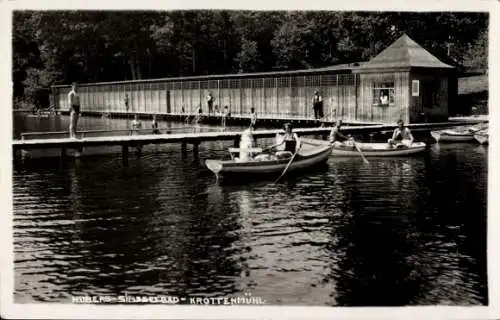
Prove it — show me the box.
[275,144,301,183]
[353,142,369,164]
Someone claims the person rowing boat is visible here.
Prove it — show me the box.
[266,123,301,159]
[388,119,414,149]
[329,119,354,147]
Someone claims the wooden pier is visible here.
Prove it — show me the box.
[57,110,383,127]
[13,120,483,166]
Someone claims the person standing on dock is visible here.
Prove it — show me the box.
[312,90,323,120]
[124,94,130,112]
[206,92,214,115]
[250,107,257,130]
[222,106,230,129]
[67,82,81,139]
[388,119,414,148]
[131,114,142,134]
[151,115,160,134]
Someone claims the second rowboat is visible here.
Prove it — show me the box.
[331,142,427,157]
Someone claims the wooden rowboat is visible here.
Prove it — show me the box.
[430,129,475,142]
[474,130,488,145]
[430,122,487,143]
[331,141,427,157]
[205,138,334,178]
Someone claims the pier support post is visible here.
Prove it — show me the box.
[192,142,199,157]
[122,144,129,166]
[61,147,67,162]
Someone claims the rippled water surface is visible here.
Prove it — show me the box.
[13,114,488,305]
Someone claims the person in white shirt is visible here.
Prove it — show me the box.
[67,82,81,138]
[312,90,323,120]
[237,126,255,162]
[206,92,214,115]
[380,92,389,105]
[131,114,142,134]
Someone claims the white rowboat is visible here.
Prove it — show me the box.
[474,131,488,145]
[331,142,427,157]
[205,138,334,178]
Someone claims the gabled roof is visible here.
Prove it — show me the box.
[357,34,454,70]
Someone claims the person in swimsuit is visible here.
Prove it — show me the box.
[250,107,257,130]
[269,123,301,159]
[131,114,143,153]
[124,93,129,112]
[131,114,142,134]
[388,119,414,148]
[151,115,160,134]
[329,119,355,147]
[222,106,229,129]
[67,82,81,139]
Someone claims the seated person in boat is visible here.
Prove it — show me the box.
[388,119,414,148]
[236,126,256,162]
[329,120,354,147]
[265,123,301,159]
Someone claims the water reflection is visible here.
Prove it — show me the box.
[13,114,488,305]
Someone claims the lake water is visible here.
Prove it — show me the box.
[12,114,488,306]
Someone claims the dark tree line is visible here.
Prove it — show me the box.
[13,10,488,105]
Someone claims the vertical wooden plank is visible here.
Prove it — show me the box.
[130,83,136,113]
[119,84,125,113]
[239,79,243,116]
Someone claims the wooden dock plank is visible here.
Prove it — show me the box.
[13,121,481,151]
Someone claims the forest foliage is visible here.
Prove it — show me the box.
[12,10,488,104]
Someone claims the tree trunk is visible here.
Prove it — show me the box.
[134,41,142,80]
[192,44,196,74]
[136,56,142,80]
[223,38,228,72]
[129,57,136,80]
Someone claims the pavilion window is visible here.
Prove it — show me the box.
[373,81,395,106]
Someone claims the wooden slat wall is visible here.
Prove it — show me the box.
[243,81,252,116]
[229,79,241,116]
[358,72,409,124]
[118,85,125,112]
[51,71,418,123]
[278,85,292,117]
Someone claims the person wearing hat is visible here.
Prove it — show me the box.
[312,89,323,120]
[388,119,414,148]
[206,91,214,115]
